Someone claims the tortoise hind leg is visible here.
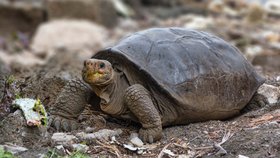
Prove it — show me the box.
[49,79,92,131]
[124,84,162,143]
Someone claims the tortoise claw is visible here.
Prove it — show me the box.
[139,126,162,143]
[54,118,61,131]
[49,114,78,132]
[62,120,70,132]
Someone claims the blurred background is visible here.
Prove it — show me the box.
[0,1,280,157]
[0,0,279,70]
[0,0,280,117]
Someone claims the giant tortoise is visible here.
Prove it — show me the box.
[49,28,265,143]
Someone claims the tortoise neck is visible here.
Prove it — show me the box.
[89,73,116,98]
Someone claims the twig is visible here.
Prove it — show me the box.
[194,146,213,150]
[96,140,121,158]
[173,143,189,150]
[193,131,234,155]
[214,131,234,155]
[158,143,172,158]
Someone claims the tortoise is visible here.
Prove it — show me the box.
[49,28,265,143]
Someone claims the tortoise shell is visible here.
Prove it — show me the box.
[93,28,265,121]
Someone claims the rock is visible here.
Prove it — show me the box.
[183,15,213,30]
[72,144,89,153]
[0,0,45,34]
[163,149,176,157]
[85,127,95,133]
[54,145,66,156]
[238,155,249,158]
[76,129,122,141]
[261,31,280,43]
[51,133,78,146]
[123,144,138,151]
[0,50,45,67]
[0,144,28,155]
[129,133,144,147]
[46,0,118,28]
[257,84,280,105]
[264,0,280,16]
[0,110,47,146]
[245,3,266,24]
[244,45,263,61]
[252,53,280,71]
[277,76,280,82]
[31,19,107,57]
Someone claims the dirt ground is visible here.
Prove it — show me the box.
[0,1,280,158]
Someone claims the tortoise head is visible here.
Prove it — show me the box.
[82,59,114,86]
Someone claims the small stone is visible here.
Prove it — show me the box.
[76,129,122,141]
[163,149,176,156]
[72,144,89,153]
[130,133,144,147]
[85,127,95,133]
[123,144,137,151]
[0,144,28,155]
[246,3,265,24]
[265,0,280,16]
[31,19,108,57]
[54,145,66,156]
[183,15,213,30]
[245,45,263,61]
[51,133,78,146]
[257,84,280,105]
[203,131,208,134]
[276,76,280,82]
[238,155,249,158]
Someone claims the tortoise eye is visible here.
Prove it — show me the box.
[99,63,105,68]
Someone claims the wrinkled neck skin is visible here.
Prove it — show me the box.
[87,71,130,116]
[88,73,116,102]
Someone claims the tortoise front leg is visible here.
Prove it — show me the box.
[124,84,162,143]
[49,79,92,131]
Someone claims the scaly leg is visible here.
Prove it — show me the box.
[124,84,162,143]
[49,79,92,131]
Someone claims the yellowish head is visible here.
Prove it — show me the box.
[82,59,114,85]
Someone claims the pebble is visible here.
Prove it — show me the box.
[85,127,95,133]
[51,133,78,146]
[54,145,66,156]
[76,129,122,141]
[238,155,249,158]
[0,144,28,155]
[72,144,89,153]
[129,133,144,147]
[257,83,280,105]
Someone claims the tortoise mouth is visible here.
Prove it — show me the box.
[82,68,103,83]
[82,66,113,86]
[82,59,114,85]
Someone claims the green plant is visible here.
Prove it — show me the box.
[0,147,16,158]
[69,151,89,158]
[44,149,62,158]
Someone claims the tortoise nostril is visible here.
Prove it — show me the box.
[84,60,93,67]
